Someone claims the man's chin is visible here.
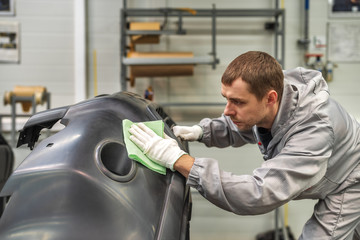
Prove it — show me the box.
[235,124,252,131]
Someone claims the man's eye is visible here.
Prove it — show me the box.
[231,100,243,105]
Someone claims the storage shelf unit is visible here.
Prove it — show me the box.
[120,5,285,91]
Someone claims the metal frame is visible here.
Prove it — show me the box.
[120,5,285,91]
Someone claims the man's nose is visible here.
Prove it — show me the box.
[223,102,234,116]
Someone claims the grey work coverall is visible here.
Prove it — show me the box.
[187,67,360,239]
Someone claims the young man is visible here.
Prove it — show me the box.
[129,51,360,239]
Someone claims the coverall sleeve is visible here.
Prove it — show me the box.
[199,114,257,148]
[187,115,335,215]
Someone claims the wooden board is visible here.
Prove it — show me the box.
[127,52,194,86]
[129,22,161,44]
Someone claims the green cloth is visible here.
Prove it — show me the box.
[122,119,166,175]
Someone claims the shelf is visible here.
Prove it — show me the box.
[124,8,284,18]
[126,30,185,35]
[120,6,285,91]
[122,56,216,65]
[120,2,285,110]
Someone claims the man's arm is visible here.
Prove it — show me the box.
[173,154,195,178]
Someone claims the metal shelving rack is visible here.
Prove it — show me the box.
[120,3,288,239]
[120,3,285,91]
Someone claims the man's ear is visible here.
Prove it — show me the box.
[267,90,278,105]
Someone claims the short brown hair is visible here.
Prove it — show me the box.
[221,51,284,102]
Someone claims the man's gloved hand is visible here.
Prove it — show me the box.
[129,123,187,171]
[173,125,203,141]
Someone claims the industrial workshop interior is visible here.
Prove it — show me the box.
[1,0,360,239]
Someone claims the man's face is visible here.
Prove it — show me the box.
[221,78,270,131]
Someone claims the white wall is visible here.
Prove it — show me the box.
[1,0,360,239]
[0,0,74,114]
[86,0,122,98]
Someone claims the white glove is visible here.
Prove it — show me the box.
[173,125,203,141]
[129,123,187,171]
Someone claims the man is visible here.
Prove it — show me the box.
[129,51,360,239]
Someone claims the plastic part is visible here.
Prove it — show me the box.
[0,91,191,240]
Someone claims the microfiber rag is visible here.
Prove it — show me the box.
[122,119,167,175]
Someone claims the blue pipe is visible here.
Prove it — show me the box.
[305,0,309,10]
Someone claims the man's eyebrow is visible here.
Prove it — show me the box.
[229,96,247,103]
[221,93,246,102]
